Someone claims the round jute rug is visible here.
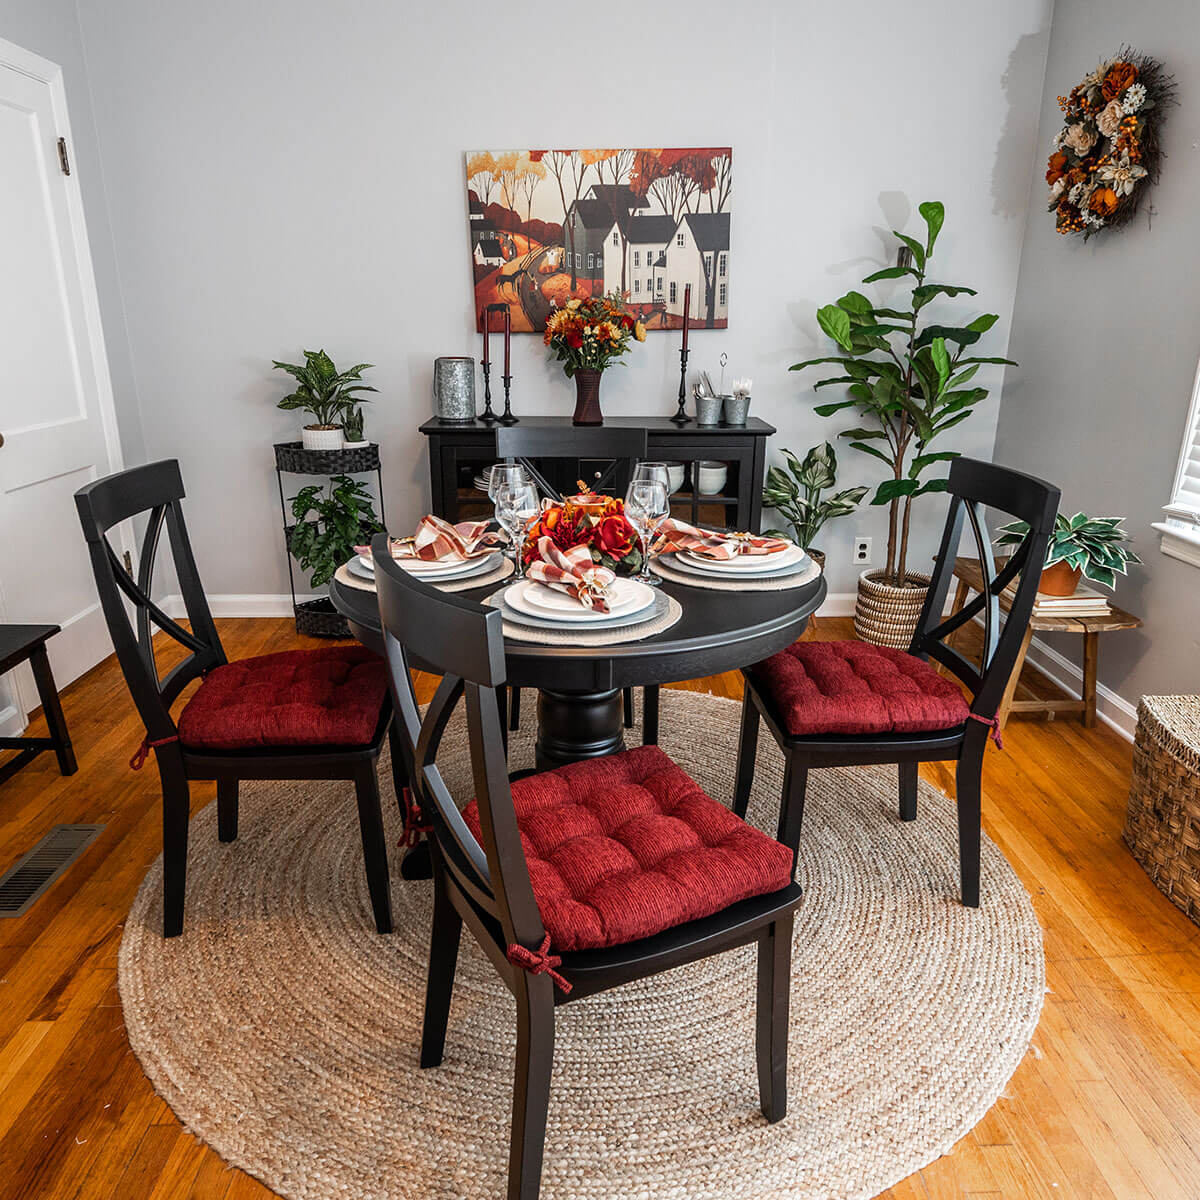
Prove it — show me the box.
[119,690,1043,1200]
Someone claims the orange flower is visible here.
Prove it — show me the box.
[1089,186,1119,216]
[1045,151,1069,185]
[1102,62,1138,101]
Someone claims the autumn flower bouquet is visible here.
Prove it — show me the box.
[521,486,642,574]
[1046,50,1174,239]
[544,292,647,424]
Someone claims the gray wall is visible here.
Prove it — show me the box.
[72,0,1051,602]
[993,0,1198,702]
[1,0,144,465]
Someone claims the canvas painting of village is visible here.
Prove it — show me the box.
[465,148,732,334]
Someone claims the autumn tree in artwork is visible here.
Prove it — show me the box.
[544,150,596,289]
[595,149,635,294]
[495,151,521,213]
[466,152,498,205]
[517,153,545,226]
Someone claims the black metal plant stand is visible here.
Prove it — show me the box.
[274,441,386,637]
[671,347,691,425]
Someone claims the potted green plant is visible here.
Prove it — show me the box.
[342,405,368,449]
[790,200,1014,648]
[994,511,1141,596]
[288,475,383,587]
[762,442,868,570]
[273,349,376,451]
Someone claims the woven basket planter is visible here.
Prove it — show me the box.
[274,441,380,475]
[853,570,932,650]
[294,597,350,639]
[1125,695,1200,926]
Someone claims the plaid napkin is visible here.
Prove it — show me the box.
[526,537,616,612]
[355,516,502,564]
[653,519,791,561]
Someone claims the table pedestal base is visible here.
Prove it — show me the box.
[536,688,624,769]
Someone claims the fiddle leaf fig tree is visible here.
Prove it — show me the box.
[790,201,1015,586]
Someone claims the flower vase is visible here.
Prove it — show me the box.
[572,369,604,426]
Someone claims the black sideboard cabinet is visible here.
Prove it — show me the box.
[419,415,775,532]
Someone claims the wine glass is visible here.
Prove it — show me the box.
[487,462,528,505]
[631,460,672,497]
[625,479,669,586]
[496,481,540,578]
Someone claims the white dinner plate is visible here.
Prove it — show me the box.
[400,552,499,577]
[665,552,811,581]
[678,543,804,574]
[348,557,375,581]
[503,578,655,623]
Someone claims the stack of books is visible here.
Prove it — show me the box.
[1000,579,1112,619]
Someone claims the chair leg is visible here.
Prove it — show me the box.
[956,753,983,908]
[641,685,659,746]
[898,761,918,822]
[216,779,238,842]
[776,757,808,866]
[507,977,556,1200]
[420,868,463,1069]
[732,689,760,819]
[756,911,793,1124]
[497,686,510,756]
[353,766,394,934]
[28,645,76,776]
[161,780,191,938]
[623,686,635,728]
[510,686,522,732]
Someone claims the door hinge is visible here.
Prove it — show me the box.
[122,550,133,575]
[57,137,70,176]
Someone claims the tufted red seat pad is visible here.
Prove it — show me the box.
[749,640,970,738]
[176,646,388,751]
[461,745,794,952]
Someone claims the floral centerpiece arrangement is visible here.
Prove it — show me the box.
[544,293,646,425]
[1046,50,1175,239]
[521,485,642,574]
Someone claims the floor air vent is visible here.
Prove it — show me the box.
[0,824,104,917]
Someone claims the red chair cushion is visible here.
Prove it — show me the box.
[461,744,794,953]
[749,640,970,738]
[176,646,388,751]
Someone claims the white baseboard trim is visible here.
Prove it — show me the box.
[1022,635,1137,742]
[159,593,322,619]
[818,592,857,617]
[0,702,24,739]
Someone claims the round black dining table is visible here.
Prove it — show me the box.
[330,569,826,769]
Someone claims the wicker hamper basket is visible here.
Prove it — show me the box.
[1124,695,1200,925]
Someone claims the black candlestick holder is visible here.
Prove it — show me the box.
[479,362,498,423]
[671,347,691,425]
[497,374,518,425]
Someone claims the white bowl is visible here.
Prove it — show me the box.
[696,460,727,495]
[663,461,686,494]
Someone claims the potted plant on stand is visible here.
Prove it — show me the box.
[790,200,1014,648]
[761,442,867,570]
[273,349,376,450]
[544,294,646,425]
[995,511,1141,595]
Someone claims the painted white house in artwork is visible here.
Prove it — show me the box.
[663,212,730,325]
[601,214,675,303]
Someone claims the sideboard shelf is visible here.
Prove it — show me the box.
[420,415,775,532]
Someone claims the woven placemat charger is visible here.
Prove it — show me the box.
[333,556,514,595]
[118,690,1044,1200]
[1125,694,1200,925]
[650,553,821,591]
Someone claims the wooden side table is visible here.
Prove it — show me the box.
[947,557,1142,730]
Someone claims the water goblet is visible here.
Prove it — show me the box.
[625,479,669,587]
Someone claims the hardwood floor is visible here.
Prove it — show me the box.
[0,616,1197,1199]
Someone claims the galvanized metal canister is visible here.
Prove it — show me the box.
[433,356,476,422]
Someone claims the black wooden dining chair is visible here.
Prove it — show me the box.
[373,532,802,1200]
[75,460,401,938]
[495,424,658,738]
[732,457,1059,907]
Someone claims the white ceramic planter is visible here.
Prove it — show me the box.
[301,425,344,451]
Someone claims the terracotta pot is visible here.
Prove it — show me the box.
[1038,560,1082,596]
[572,368,603,426]
[853,569,932,649]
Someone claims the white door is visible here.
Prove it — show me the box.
[0,40,124,736]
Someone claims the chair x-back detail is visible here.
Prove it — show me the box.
[76,460,402,937]
[733,457,1059,907]
[494,424,656,738]
[373,532,803,1200]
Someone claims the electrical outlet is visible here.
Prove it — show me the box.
[853,536,872,565]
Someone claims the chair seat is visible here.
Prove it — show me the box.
[461,744,794,953]
[176,646,388,751]
[748,640,970,738]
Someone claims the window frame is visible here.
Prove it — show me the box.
[1153,352,1200,567]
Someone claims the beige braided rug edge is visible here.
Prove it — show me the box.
[118,690,1044,1200]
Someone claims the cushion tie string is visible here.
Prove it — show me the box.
[506,934,572,995]
[130,735,179,771]
[968,713,1003,750]
[398,786,433,850]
